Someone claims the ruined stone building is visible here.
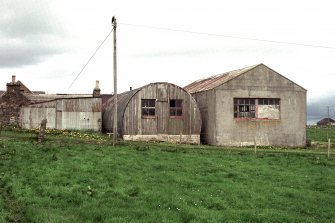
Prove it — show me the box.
[184,64,307,147]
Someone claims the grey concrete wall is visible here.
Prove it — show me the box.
[192,90,216,144]
[214,65,306,147]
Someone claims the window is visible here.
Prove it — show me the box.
[170,99,183,117]
[234,98,280,119]
[234,98,256,118]
[142,99,155,117]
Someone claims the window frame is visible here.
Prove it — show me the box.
[141,99,156,118]
[234,98,280,120]
[169,99,183,118]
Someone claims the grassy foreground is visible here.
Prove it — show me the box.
[0,129,335,222]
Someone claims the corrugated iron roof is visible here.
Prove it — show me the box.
[27,94,94,104]
[184,64,260,93]
[102,88,141,133]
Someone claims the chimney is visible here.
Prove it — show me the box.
[130,87,132,91]
[93,80,101,97]
[12,75,16,83]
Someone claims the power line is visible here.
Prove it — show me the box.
[66,28,114,93]
[119,22,335,50]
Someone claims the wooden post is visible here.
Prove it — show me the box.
[328,138,330,158]
[38,118,47,144]
[254,136,257,154]
[112,16,118,146]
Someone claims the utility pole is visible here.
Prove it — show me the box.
[328,106,330,126]
[112,16,117,146]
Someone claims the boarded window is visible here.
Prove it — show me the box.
[234,98,280,119]
[141,99,155,117]
[170,99,183,117]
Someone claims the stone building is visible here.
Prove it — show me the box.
[0,75,37,126]
[184,64,307,147]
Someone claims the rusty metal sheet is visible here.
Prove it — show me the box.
[184,64,260,93]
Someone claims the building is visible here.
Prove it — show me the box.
[0,75,38,126]
[0,76,102,131]
[103,82,201,143]
[184,64,307,147]
[20,96,102,131]
[317,118,335,126]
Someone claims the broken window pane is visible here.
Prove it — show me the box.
[170,99,183,117]
[141,99,155,117]
[233,98,280,119]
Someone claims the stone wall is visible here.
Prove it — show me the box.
[0,83,30,126]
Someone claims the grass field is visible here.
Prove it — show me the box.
[0,128,335,222]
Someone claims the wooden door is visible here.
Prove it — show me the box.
[156,84,169,134]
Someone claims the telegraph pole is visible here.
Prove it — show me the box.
[112,16,117,146]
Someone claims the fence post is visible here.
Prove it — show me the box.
[254,136,257,154]
[38,118,47,144]
[328,138,331,158]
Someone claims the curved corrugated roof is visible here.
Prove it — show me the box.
[102,82,200,134]
[184,64,259,93]
[102,88,140,133]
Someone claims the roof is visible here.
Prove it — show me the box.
[102,82,196,133]
[102,88,140,133]
[317,118,335,125]
[27,94,94,104]
[16,80,32,93]
[184,64,259,93]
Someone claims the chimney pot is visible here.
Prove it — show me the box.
[12,75,16,83]
[93,80,101,97]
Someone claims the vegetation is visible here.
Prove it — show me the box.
[307,125,335,143]
[0,127,334,222]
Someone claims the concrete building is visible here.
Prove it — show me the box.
[184,64,307,147]
[103,82,201,143]
[0,75,102,131]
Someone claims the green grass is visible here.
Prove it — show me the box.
[307,126,335,143]
[0,129,335,222]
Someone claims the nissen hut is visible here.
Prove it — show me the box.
[184,64,307,147]
[103,82,201,144]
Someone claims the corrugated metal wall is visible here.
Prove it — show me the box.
[21,98,102,131]
[103,82,201,137]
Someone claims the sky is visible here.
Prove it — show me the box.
[1,0,335,122]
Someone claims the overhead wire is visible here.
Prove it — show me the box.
[119,22,335,50]
[65,21,334,92]
[66,27,114,93]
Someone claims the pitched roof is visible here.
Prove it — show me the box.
[184,64,259,93]
[317,118,335,125]
[15,80,32,94]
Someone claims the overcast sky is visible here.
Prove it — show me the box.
[1,0,335,119]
